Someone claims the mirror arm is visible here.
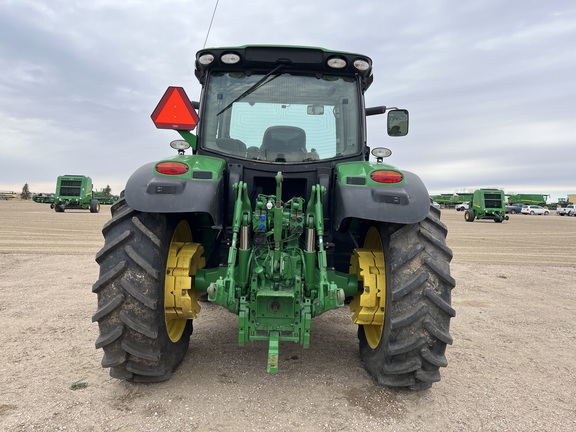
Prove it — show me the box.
[365,106,386,116]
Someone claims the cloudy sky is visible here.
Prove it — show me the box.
[1,0,575,202]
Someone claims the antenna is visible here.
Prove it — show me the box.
[203,0,220,49]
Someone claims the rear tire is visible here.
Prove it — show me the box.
[92,198,192,382]
[351,207,455,390]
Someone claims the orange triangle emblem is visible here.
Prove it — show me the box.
[151,86,199,130]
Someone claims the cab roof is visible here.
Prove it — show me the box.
[194,45,374,90]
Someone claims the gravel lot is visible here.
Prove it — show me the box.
[1,199,575,431]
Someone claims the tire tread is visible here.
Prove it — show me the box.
[93,198,192,382]
[358,207,455,389]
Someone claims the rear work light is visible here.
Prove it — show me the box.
[221,53,240,64]
[156,162,189,175]
[353,59,370,71]
[198,53,215,65]
[327,57,347,69]
[370,170,404,184]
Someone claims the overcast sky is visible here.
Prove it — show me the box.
[1,0,575,202]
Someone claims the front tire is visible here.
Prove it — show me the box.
[89,199,101,213]
[92,198,193,382]
[350,207,456,390]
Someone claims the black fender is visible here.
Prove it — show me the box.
[333,170,430,229]
[124,162,224,227]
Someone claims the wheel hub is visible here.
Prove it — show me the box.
[164,221,205,342]
[349,227,386,348]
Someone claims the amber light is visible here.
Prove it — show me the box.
[156,162,189,175]
[370,170,403,183]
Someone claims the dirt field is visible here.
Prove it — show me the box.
[1,199,575,431]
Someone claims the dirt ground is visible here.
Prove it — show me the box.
[1,199,575,431]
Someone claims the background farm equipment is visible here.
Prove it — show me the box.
[431,193,472,208]
[0,191,17,200]
[50,175,101,213]
[32,175,118,212]
[507,193,549,206]
[464,188,509,222]
[93,190,119,205]
[32,193,55,204]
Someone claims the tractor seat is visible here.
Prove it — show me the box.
[215,138,247,157]
[260,126,306,162]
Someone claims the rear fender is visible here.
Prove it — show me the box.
[333,161,430,229]
[124,155,226,227]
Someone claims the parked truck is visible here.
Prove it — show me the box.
[557,205,575,216]
[92,45,456,390]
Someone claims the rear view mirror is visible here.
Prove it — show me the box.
[387,109,409,136]
[307,105,324,115]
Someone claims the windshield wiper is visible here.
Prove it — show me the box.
[217,64,285,116]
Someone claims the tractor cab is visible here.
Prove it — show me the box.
[148,46,413,226]
[191,46,407,164]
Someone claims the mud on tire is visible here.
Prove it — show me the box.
[92,198,192,382]
[359,206,456,390]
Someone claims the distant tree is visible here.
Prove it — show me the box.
[102,185,112,198]
[21,183,31,200]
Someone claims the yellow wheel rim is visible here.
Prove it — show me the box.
[349,226,386,349]
[164,221,205,343]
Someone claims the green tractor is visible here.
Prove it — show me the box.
[93,45,455,390]
[464,188,509,223]
[51,175,101,213]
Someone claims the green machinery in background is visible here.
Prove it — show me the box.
[464,188,509,222]
[506,193,549,206]
[32,175,118,211]
[431,193,472,208]
[50,175,101,213]
[32,193,55,204]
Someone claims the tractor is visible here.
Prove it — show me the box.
[464,188,509,223]
[93,45,455,390]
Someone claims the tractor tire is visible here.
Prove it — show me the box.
[92,198,193,382]
[464,209,474,222]
[351,206,455,390]
[89,199,101,213]
[55,204,65,213]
